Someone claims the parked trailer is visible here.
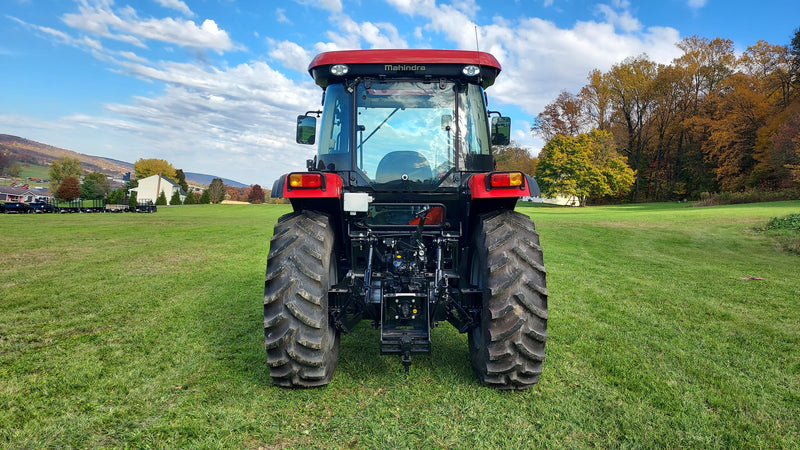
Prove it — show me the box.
[105,203,130,213]
[0,199,158,214]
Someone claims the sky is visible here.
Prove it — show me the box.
[1,0,798,186]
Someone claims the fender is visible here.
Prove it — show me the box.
[468,171,540,199]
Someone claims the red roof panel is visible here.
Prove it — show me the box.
[308,49,501,72]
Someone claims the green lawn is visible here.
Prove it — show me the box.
[1,202,798,448]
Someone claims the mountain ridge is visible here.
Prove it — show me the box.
[0,134,247,188]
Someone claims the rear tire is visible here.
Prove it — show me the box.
[264,210,340,387]
[468,210,548,390]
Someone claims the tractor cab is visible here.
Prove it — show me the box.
[296,50,510,191]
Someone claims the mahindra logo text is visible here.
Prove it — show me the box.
[385,64,426,71]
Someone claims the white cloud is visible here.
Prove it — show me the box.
[270,41,312,72]
[154,0,194,17]
[293,0,342,14]
[276,8,291,24]
[596,3,642,32]
[88,56,320,183]
[62,0,236,52]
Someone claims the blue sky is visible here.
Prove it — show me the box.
[1,0,798,186]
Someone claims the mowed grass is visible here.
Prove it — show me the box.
[1,202,798,448]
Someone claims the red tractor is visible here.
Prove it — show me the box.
[266,49,547,390]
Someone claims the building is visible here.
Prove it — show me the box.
[0,184,49,203]
[129,174,186,204]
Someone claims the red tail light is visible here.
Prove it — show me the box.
[489,172,523,188]
[289,173,323,188]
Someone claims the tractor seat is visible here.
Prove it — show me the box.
[375,151,432,183]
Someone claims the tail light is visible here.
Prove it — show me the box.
[289,173,323,189]
[488,172,523,189]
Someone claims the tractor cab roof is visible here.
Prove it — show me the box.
[308,49,502,89]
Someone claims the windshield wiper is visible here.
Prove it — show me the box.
[359,107,400,148]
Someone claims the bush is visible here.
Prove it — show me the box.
[756,212,800,255]
[694,188,800,207]
[764,213,800,232]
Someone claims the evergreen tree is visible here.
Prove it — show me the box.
[199,189,211,204]
[107,188,125,204]
[156,191,168,205]
[183,190,196,205]
[170,190,183,205]
[175,169,189,193]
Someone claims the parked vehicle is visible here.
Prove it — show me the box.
[266,49,547,390]
[29,202,57,213]
[3,202,31,214]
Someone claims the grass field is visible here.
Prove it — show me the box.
[1,202,799,448]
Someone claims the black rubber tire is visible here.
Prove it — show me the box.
[264,210,340,387]
[468,210,548,390]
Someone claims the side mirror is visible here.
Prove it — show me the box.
[491,116,511,146]
[296,115,317,145]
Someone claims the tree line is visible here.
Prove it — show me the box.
[46,157,272,205]
[525,29,800,204]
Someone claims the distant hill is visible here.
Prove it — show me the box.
[0,134,246,187]
[183,172,246,188]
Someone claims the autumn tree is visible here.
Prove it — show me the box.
[208,178,225,204]
[535,130,634,206]
[606,55,658,201]
[640,64,686,200]
[248,184,265,204]
[740,40,793,108]
[704,73,769,190]
[531,91,589,141]
[57,176,82,201]
[752,100,800,188]
[534,31,799,202]
[134,158,176,181]
[579,69,613,131]
[494,141,538,175]
[49,157,82,194]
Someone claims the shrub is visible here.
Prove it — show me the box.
[756,212,800,255]
[694,189,800,207]
[764,213,800,232]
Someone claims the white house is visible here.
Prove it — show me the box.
[129,174,186,204]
